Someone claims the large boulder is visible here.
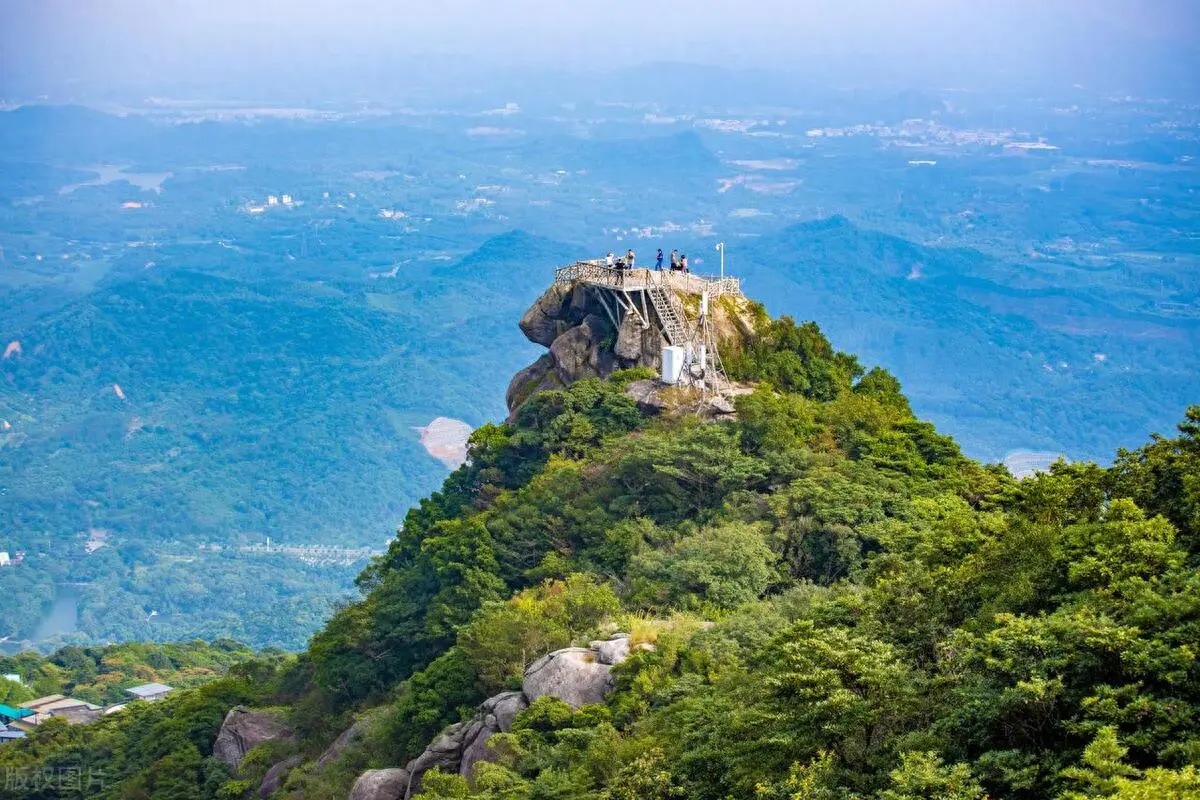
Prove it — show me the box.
[316,716,370,770]
[613,314,646,361]
[351,768,410,800]
[505,353,562,415]
[259,754,301,798]
[614,315,665,368]
[549,314,614,384]
[624,380,668,415]
[458,691,528,781]
[708,394,736,415]
[401,637,635,792]
[589,633,631,666]
[519,284,571,347]
[404,725,467,799]
[489,690,528,733]
[212,707,294,769]
[522,647,614,709]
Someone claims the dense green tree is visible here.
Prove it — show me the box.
[627,522,775,611]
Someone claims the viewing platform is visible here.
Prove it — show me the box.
[552,259,742,349]
[554,260,742,298]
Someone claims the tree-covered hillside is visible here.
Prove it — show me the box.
[0,640,273,707]
[2,304,1197,799]
[0,232,572,649]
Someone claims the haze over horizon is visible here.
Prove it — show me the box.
[2,0,1199,103]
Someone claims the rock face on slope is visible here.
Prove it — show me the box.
[507,283,667,418]
[522,647,614,708]
[317,716,371,769]
[457,691,529,782]
[590,632,632,665]
[507,276,756,420]
[392,634,639,797]
[212,707,295,769]
[350,768,410,800]
[259,754,301,798]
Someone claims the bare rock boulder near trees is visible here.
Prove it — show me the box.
[394,635,634,794]
[507,283,667,417]
[212,707,294,769]
[522,647,614,709]
[259,755,301,798]
[589,633,631,666]
[350,768,410,800]
[457,691,528,782]
[518,284,571,347]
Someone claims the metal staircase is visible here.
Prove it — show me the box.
[647,281,689,346]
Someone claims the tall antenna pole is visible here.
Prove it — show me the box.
[716,241,725,281]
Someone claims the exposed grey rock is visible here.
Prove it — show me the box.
[316,717,370,770]
[403,724,466,799]
[523,647,613,709]
[708,394,736,415]
[511,279,680,412]
[212,707,294,769]
[458,691,528,781]
[506,352,558,413]
[624,380,668,414]
[404,637,635,792]
[568,283,591,315]
[614,314,646,361]
[519,284,571,347]
[623,319,666,369]
[351,768,410,800]
[549,314,617,385]
[547,325,591,383]
[260,754,300,798]
[590,633,631,666]
[490,690,527,733]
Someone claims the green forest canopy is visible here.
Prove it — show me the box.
[2,312,1197,800]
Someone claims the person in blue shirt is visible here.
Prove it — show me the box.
[656,248,664,270]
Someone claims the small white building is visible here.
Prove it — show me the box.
[0,552,9,566]
[281,194,293,205]
[267,195,279,206]
[125,683,174,703]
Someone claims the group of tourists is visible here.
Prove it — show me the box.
[605,248,689,273]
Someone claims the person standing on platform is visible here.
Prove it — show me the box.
[656,248,664,270]
[626,248,635,269]
[670,249,679,270]
[606,252,615,268]
[680,254,688,272]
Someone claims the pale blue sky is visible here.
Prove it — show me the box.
[2,0,1196,100]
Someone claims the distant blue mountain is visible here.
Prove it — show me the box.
[0,105,155,163]
[738,216,1199,462]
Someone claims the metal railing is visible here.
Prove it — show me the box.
[554,260,741,297]
[554,260,634,288]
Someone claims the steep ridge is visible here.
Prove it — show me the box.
[2,274,1197,800]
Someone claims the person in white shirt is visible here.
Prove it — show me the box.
[606,252,615,268]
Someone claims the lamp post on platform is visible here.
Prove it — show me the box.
[715,241,725,281]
